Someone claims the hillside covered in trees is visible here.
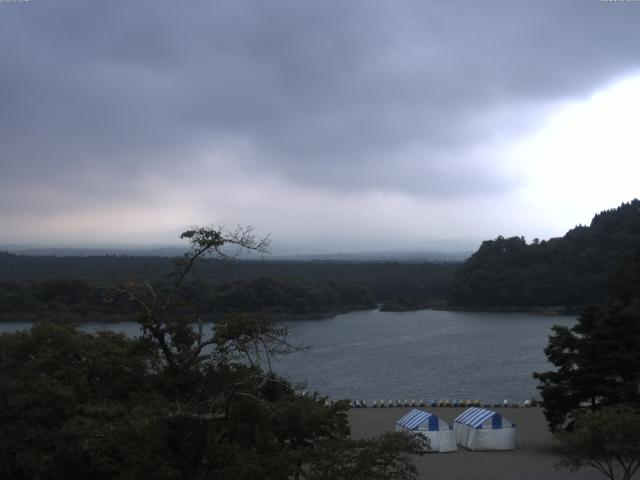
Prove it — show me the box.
[449,200,640,310]
[4,200,638,318]
[0,253,457,319]
[0,277,376,320]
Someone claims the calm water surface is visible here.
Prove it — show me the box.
[0,309,575,403]
[275,309,576,403]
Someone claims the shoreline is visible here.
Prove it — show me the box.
[0,305,581,323]
[383,305,581,316]
[348,407,601,480]
[0,307,377,324]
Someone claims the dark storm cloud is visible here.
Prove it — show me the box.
[1,0,640,203]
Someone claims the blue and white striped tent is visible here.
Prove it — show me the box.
[454,407,516,451]
[396,409,456,452]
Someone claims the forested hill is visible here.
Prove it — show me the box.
[449,199,640,310]
[0,253,458,317]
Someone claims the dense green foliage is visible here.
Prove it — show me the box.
[0,254,457,316]
[0,280,129,316]
[533,300,640,431]
[0,321,421,480]
[450,200,640,309]
[0,322,165,479]
[303,432,424,480]
[0,277,375,318]
[556,406,640,480]
[533,249,640,432]
[206,277,375,315]
[0,226,422,480]
[379,292,446,312]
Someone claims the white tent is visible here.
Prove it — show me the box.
[453,407,516,451]
[395,409,457,453]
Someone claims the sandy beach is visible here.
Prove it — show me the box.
[349,407,602,480]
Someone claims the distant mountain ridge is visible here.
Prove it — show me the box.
[0,246,469,263]
[449,199,640,310]
[0,246,190,257]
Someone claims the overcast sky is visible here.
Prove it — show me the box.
[1,0,640,253]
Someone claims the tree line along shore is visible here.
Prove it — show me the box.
[2,199,640,320]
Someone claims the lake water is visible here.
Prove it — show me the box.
[276,309,576,403]
[0,309,575,403]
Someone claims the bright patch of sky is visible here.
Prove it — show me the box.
[509,73,640,236]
